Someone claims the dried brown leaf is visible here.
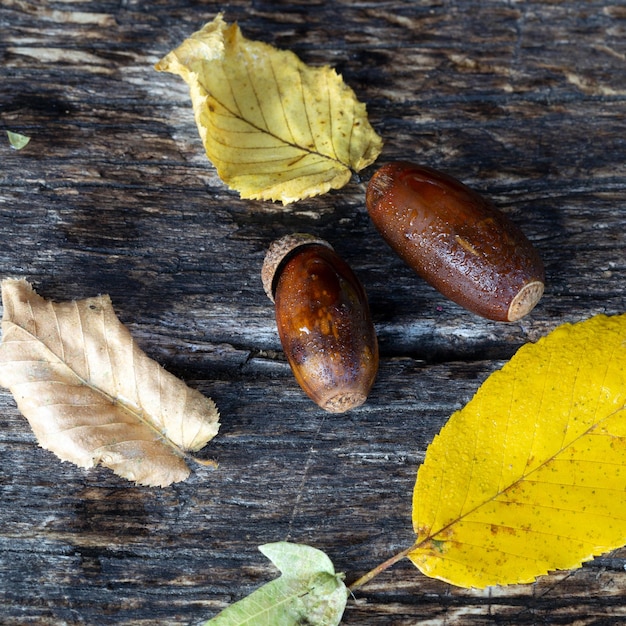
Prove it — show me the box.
[0,279,220,487]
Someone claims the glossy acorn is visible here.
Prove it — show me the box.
[366,161,545,322]
[262,234,378,413]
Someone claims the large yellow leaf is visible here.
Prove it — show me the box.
[411,314,626,587]
[155,14,383,204]
[0,279,220,487]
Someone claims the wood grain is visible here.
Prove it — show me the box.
[1,1,625,624]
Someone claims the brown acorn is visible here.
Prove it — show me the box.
[262,234,378,413]
[366,161,545,322]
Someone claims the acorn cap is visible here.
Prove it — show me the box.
[261,233,333,302]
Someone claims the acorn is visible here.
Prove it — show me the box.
[262,233,378,413]
[366,161,545,322]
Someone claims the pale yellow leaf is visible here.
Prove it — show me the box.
[0,279,220,487]
[410,314,626,587]
[155,14,383,204]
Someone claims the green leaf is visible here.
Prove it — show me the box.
[7,130,31,150]
[204,542,347,626]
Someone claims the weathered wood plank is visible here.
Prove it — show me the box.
[1,0,626,624]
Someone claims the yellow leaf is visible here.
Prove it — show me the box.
[410,314,626,587]
[0,279,220,487]
[155,14,383,204]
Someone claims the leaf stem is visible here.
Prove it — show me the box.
[348,543,417,593]
[190,454,219,468]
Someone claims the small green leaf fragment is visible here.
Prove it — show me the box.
[7,131,31,150]
[259,542,339,579]
[204,542,347,626]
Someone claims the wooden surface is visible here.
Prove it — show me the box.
[1,1,625,624]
